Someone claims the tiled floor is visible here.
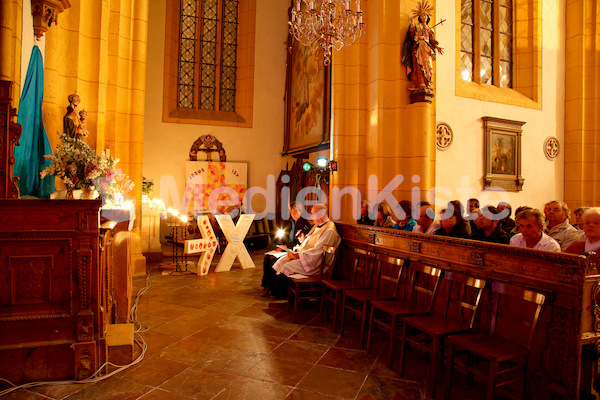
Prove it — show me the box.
[1,250,498,400]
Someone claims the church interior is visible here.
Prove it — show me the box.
[1,0,600,399]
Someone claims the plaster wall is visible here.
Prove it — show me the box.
[434,1,565,212]
[143,0,291,216]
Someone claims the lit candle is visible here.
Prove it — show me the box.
[309,1,313,9]
[296,0,300,11]
[292,12,295,22]
[345,1,350,10]
[356,0,360,12]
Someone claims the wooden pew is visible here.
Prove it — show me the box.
[335,223,600,400]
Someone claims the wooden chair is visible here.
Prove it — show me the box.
[340,253,407,349]
[366,260,443,369]
[400,271,486,398]
[444,281,546,400]
[287,244,338,323]
[320,247,376,332]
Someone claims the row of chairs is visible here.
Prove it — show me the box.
[288,245,547,400]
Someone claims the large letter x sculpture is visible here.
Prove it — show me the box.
[215,214,255,272]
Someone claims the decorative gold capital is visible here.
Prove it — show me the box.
[31,0,71,39]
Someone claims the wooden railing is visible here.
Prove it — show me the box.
[335,223,600,400]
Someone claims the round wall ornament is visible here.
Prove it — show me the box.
[436,122,453,150]
[543,136,560,161]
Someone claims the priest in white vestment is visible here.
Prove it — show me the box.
[268,204,341,297]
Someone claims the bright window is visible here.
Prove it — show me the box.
[460,0,513,88]
[164,0,255,127]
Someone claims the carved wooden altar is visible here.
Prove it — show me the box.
[335,223,600,400]
[0,199,111,383]
[0,81,113,384]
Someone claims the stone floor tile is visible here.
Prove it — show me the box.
[285,389,347,400]
[318,346,378,373]
[56,377,153,400]
[290,325,341,346]
[137,388,196,400]
[159,367,237,400]
[212,376,292,400]
[120,355,191,387]
[244,356,314,387]
[297,365,367,399]
[270,339,329,364]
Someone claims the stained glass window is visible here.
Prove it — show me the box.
[460,0,474,82]
[177,0,239,111]
[460,0,513,88]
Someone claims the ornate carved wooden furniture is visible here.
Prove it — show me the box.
[0,81,21,199]
[336,223,598,399]
[0,81,114,384]
[366,260,443,368]
[0,199,111,383]
[189,134,226,161]
[444,281,546,400]
[321,246,376,332]
[400,271,486,398]
[275,158,330,226]
[340,253,407,349]
[287,244,337,323]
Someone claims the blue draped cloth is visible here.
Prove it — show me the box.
[14,46,55,198]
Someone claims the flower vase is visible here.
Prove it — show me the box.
[66,187,74,199]
[82,187,94,199]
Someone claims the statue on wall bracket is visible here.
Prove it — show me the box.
[63,93,88,140]
[189,134,226,162]
[402,0,444,104]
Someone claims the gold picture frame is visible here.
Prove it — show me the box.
[483,117,525,192]
[283,12,331,155]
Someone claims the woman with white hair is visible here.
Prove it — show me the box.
[566,207,600,254]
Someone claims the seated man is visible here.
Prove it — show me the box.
[509,208,560,251]
[543,200,582,251]
[261,202,310,297]
[282,201,311,247]
[264,204,340,298]
[497,201,516,234]
[412,201,440,234]
[467,198,481,236]
[572,206,591,232]
[472,206,510,244]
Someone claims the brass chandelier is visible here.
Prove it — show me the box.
[289,0,365,65]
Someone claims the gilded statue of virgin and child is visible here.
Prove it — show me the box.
[63,93,89,139]
[402,0,444,92]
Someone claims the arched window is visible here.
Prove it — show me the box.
[164,0,256,127]
[460,0,513,88]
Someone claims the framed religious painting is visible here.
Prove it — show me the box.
[483,117,525,191]
[283,16,331,155]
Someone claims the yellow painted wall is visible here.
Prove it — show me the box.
[435,0,565,212]
[144,0,291,215]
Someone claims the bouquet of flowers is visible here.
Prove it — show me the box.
[40,132,118,191]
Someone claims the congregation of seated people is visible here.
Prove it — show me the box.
[358,199,600,254]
